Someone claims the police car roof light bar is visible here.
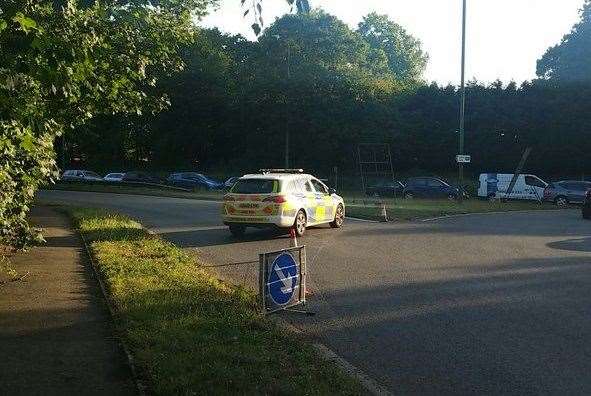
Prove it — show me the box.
[259,169,304,174]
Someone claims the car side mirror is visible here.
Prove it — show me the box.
[329,188,337,195]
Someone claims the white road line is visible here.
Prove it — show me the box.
[275,319,392,396]
[421,209,569,222]
[150,225,227,233]
[346,216,380,223]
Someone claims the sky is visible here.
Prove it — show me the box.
[200,0,586,85]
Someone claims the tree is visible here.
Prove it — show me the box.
[254,11,394,85]
[357,12,428,85]
[537,0,591,83]
[236,11,402,170]
[0,0,215,247]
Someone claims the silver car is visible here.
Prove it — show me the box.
[61,169,103,182]
[543,180,591,206]
[103,172,125,182]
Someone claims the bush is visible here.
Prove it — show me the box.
[0,121,58,249]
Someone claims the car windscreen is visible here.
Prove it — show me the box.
[525,176,547,188]
[231,179,280,194]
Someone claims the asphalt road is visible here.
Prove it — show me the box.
[38,190,591,395]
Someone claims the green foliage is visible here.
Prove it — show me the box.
[537,0,591,83]
[358,13,429,85]
[0,120,57,248]
[0,0,216,248]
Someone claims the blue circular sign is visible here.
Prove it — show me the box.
[268,253,298,305]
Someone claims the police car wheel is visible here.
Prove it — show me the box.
[229,224,246,237]
[294,210,307,237]
[488,193,496,202]
[330,205,345,228]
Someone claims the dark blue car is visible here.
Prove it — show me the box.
[167,172,223,191]
[403,177,466,200]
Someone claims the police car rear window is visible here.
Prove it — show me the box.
[232,179,280,194]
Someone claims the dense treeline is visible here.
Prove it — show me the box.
[66,4,591,181]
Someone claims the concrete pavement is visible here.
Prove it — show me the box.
[37,190,591,395]
[0,206,135,395]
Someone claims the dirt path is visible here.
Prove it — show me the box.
[0,206,135,395]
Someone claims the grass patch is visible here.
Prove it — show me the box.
[346,198,559,221]
[70,208,364,395]
[0,254,18,285]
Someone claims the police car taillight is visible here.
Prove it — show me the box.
[263,195,287,204]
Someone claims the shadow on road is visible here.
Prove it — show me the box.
[288,255,591,395]
[162,226,330,248]
[547,237,591,252]
[161,227,289,248]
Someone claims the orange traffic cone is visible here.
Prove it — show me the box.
[289,228,298,247]
[380,202,388,222]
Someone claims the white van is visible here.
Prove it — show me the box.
[478,173,548,201]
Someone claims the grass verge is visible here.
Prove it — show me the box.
[70,208,364,395]
[346,199,560,221]
[0,255,18,285]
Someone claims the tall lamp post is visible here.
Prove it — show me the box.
[285,41,291,169]
[458,0,467,202]
[274,34,291,169]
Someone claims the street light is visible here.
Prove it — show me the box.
[458,0,467,203]
[273,34,291,169]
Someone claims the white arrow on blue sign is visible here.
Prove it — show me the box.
[268,253,298,305]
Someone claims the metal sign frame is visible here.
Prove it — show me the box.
[259,246,307,314]
[456,155,471,164]
[357,143,395,194]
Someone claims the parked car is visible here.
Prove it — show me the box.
[582,190,591,219]
[223,169,345,237]
[61,170,103,182]
[224,177,240,190]
[103,172,125,182]
[365,180,405,197]
[167,172,224,190]
[403,177,466,200]
[121,171,163,184]
[544,180,591,206]
[478,173,547,201]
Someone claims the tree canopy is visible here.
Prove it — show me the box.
[357,12,428,85]
[537,0,591,83]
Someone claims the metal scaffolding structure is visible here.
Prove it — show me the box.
[357,143,395,193]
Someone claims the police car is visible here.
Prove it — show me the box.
[222,169,345,237]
